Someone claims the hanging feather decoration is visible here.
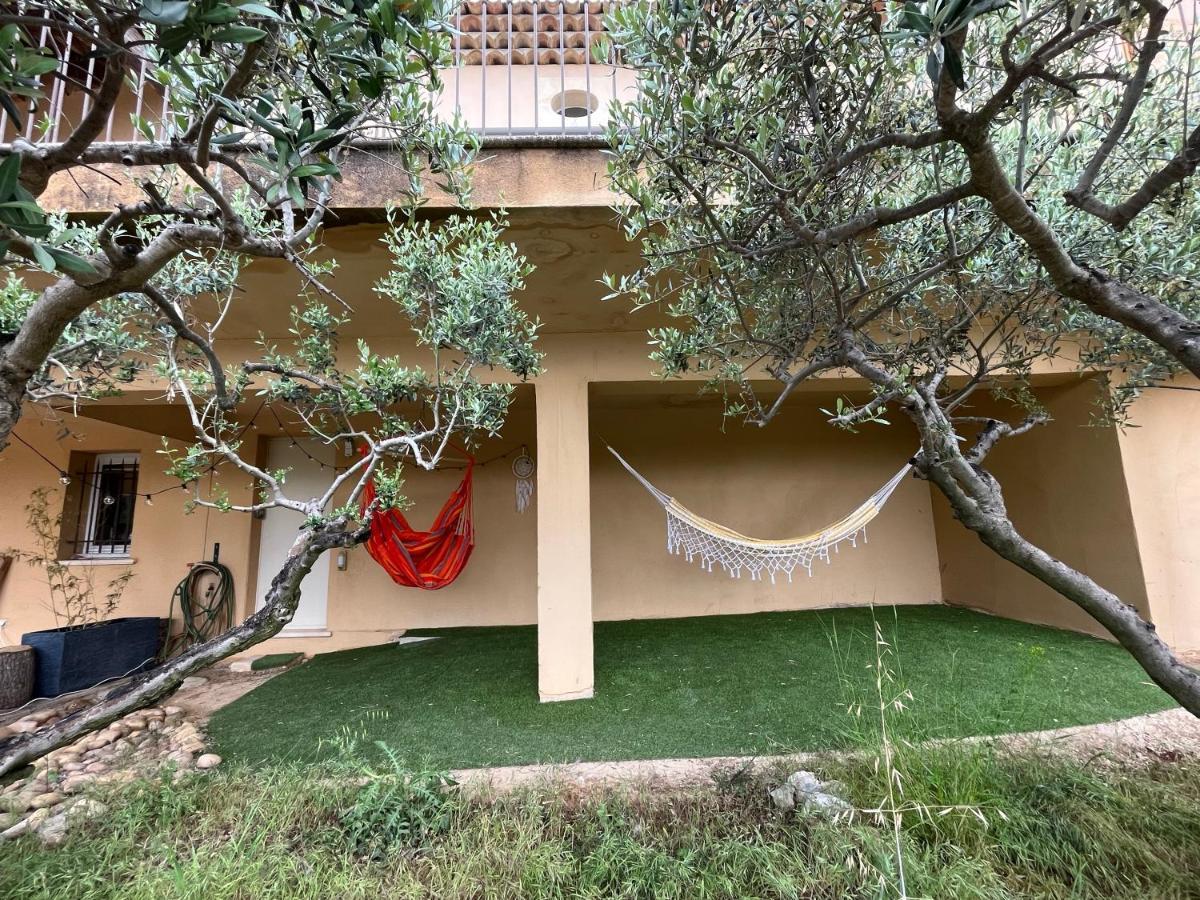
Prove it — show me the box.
[513,450,535,513]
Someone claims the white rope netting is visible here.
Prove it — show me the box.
[608,447,911,583]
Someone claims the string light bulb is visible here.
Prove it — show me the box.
[144,494,154,506]
[58,473,71,485]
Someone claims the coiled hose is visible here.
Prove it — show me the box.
[165,561,236,657]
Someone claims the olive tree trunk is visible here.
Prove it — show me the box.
[901,392,1200,717]
[0,360,26,456]
[0,521,366,778]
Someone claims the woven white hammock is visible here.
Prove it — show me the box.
[608,447,912,583]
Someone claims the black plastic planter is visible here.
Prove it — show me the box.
[21,617,164,698]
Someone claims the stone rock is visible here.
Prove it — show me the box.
[769,771,853,818]
[124,716,147,731]
[164,706,183,721]
[53,752,82,766]
[61,775,94,794]
[784,771,823,796]
[95,770,135,786]
[195,754,222,770]
[1,817,30,840]
[800,792,852,816]
[767,784,796,812]
[36,813,68,846]
[66,798,107,822]
[61,762,85,774]
[29,709,57,725]
[10,718,41,734]
[29,792,64,810]
[229,658,257,673]
[0,811,19,831]
[167,750,194,768]
[179,676,208,691]
[143,707,165,720]
[147,719,163,732]
[819,779,848,799]
[25,807,50,830]
[1,792,34,814]
[83,762,108,775]
[85,733,113,752]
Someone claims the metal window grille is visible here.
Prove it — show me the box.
[65,453,140,558]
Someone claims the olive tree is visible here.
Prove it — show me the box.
[0,0,474,451]
[0,0,543,776]
[603,0,1200,712]
[0,212,540,778]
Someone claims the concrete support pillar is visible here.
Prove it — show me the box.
[535,375,594,701]
[1115,379,1200,651]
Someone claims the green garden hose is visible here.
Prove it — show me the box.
[165,561,236,657]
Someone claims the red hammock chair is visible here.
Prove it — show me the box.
[360,457,475,590]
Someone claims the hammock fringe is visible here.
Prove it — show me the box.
[609,447,911,583]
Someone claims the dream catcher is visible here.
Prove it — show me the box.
[512,449,536,513]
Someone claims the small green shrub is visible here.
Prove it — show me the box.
[339,742,456,859]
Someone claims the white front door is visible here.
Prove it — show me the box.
[255,438,333,635]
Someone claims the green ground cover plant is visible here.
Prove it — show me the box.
[1,744,1197,899]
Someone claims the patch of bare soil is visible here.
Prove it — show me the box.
[1,660,296,728]
[453,707,1200,796]
[1001,706,1200,763]
[170,665,293,724]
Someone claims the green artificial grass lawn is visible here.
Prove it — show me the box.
[208,605,1176,769]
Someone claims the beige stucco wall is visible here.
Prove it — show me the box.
[2,207,1195,677]
[39,149,617,216]
[261,404,540,657]
[2,372,1194,689]
[1114,379,1200,650]
[0,414,257,644]
[933,379,1150,639]
[0,405,539,656]
[0,383,943,656]
[590,395,942,620]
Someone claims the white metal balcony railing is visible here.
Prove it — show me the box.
[3,1,636,147]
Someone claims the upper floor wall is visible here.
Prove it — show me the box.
[10,2,633,214]
[18,0,1199,214]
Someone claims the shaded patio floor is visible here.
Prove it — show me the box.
[208,606,1176,769]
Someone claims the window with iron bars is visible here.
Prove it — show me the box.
[62,453,141,558]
